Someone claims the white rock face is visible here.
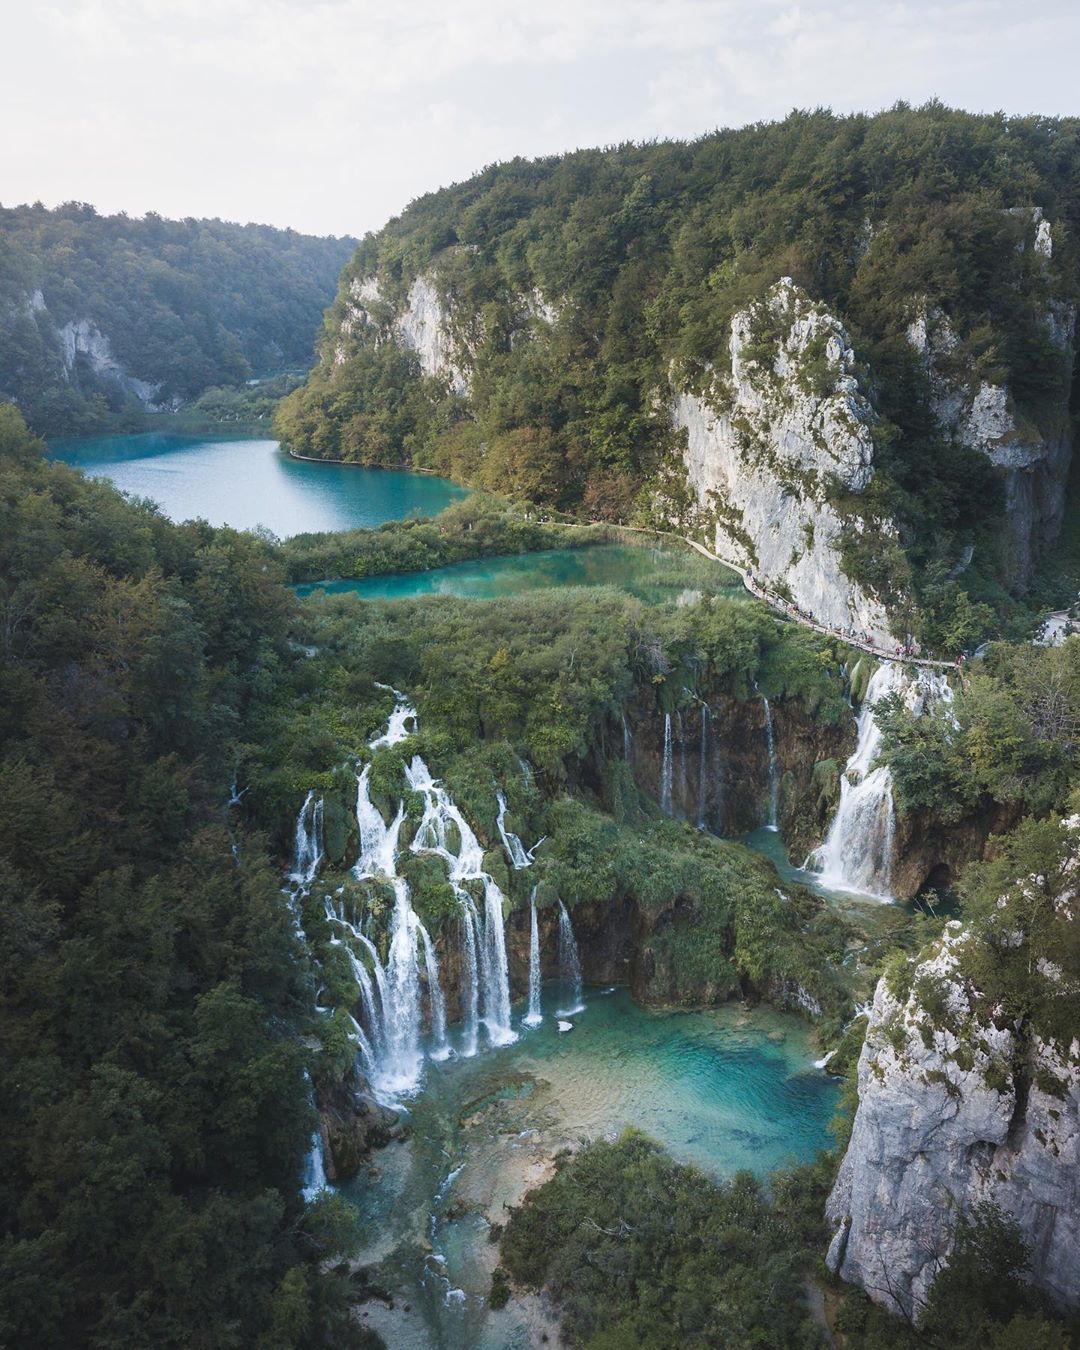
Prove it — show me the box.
[827,922,1080,1320]
[675,278,893,643]
[907,220,1075,587]
[341,272,470,395]
[58,318,162,407]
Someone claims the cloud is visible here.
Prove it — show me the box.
[5,0,1080,236]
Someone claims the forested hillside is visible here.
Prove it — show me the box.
[0,203,356,435]
[278,103,1080,644]
[0,407,367,1347]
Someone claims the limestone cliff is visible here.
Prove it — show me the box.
[826,894,1080,1319]
[906,212,1075,586]
[57,317,165,409]
[674,280,895,644]
[338,267,477,396]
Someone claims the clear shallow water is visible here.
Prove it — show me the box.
[345,985,837,1348]
[47,433,466,537]
[296,543,747,605]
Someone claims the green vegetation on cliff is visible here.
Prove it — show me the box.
[877,640,1080,823]
[278,103,1078,629]
[0,202,355,435]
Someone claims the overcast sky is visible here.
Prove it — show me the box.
[4,1,1080,239]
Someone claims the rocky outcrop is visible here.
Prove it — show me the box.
[889,797,1024,899]
[675,279,895,644]
[340,270,470,395]
[906,215,1075,586]
[315,1066,404,1181]
[338,265,562,393]
[57,318,164,408]
[826,922,1080,1320]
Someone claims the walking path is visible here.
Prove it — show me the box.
[576,521,962,671]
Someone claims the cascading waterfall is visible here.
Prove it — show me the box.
[523,887,542,1027]
[556,900,584,1016]
[405,754,517,1047]
[660,713,674,815]
[481,880,513,1042]
[458,901,480,1057]
[763,697,780,830]
[809,663,904,897]
[301,1071,328,1201]
[370,682,417,747]
[302,1130,328,1202]
[379,879,425,1095]
[622,712,633,762]
[346,1012,375,1074]
[338,695,430,1097]
[307,687,527,1103]
[354,765,404,878]
[496,789,531,869]
[418,920,448,1060]
[291,790,324,884]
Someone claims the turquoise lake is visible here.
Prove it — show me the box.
[296,542,747,606]
[348,985,837,1348]
[47,433,466,536]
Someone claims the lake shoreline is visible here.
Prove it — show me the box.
[47,431,467,536]
[285,447,445,475]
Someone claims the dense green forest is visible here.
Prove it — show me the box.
[4,389,1078,1345]
[0,203,355,435]
[277,102,1080,635]
[0,408,370,1347]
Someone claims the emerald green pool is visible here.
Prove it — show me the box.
[345,985,837,1348]
[48,433,466,536]
[296,543,746,605]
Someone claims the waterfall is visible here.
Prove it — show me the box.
[810,662,904,898]
[660,713,673,815]
[523,888,542,1027]
[370,683,418,747]
[302,1129,328,1202]
[482,879,514,1044]
[497,789,531,869]
[301,1070,327,1201]
[336,927,385,1062]
[458,900,480,1057]
[308,687,525,1102]
[418,919,448,1060]
[291,790,323,884]
[556,900,584,1016]
[346,1012,375,1074]
[763,697,780,830]
[622,712,633,762]
[378,879,424,1095]
[405,754,517,1048]
[696,703,710,830]
[354,765,404,878]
